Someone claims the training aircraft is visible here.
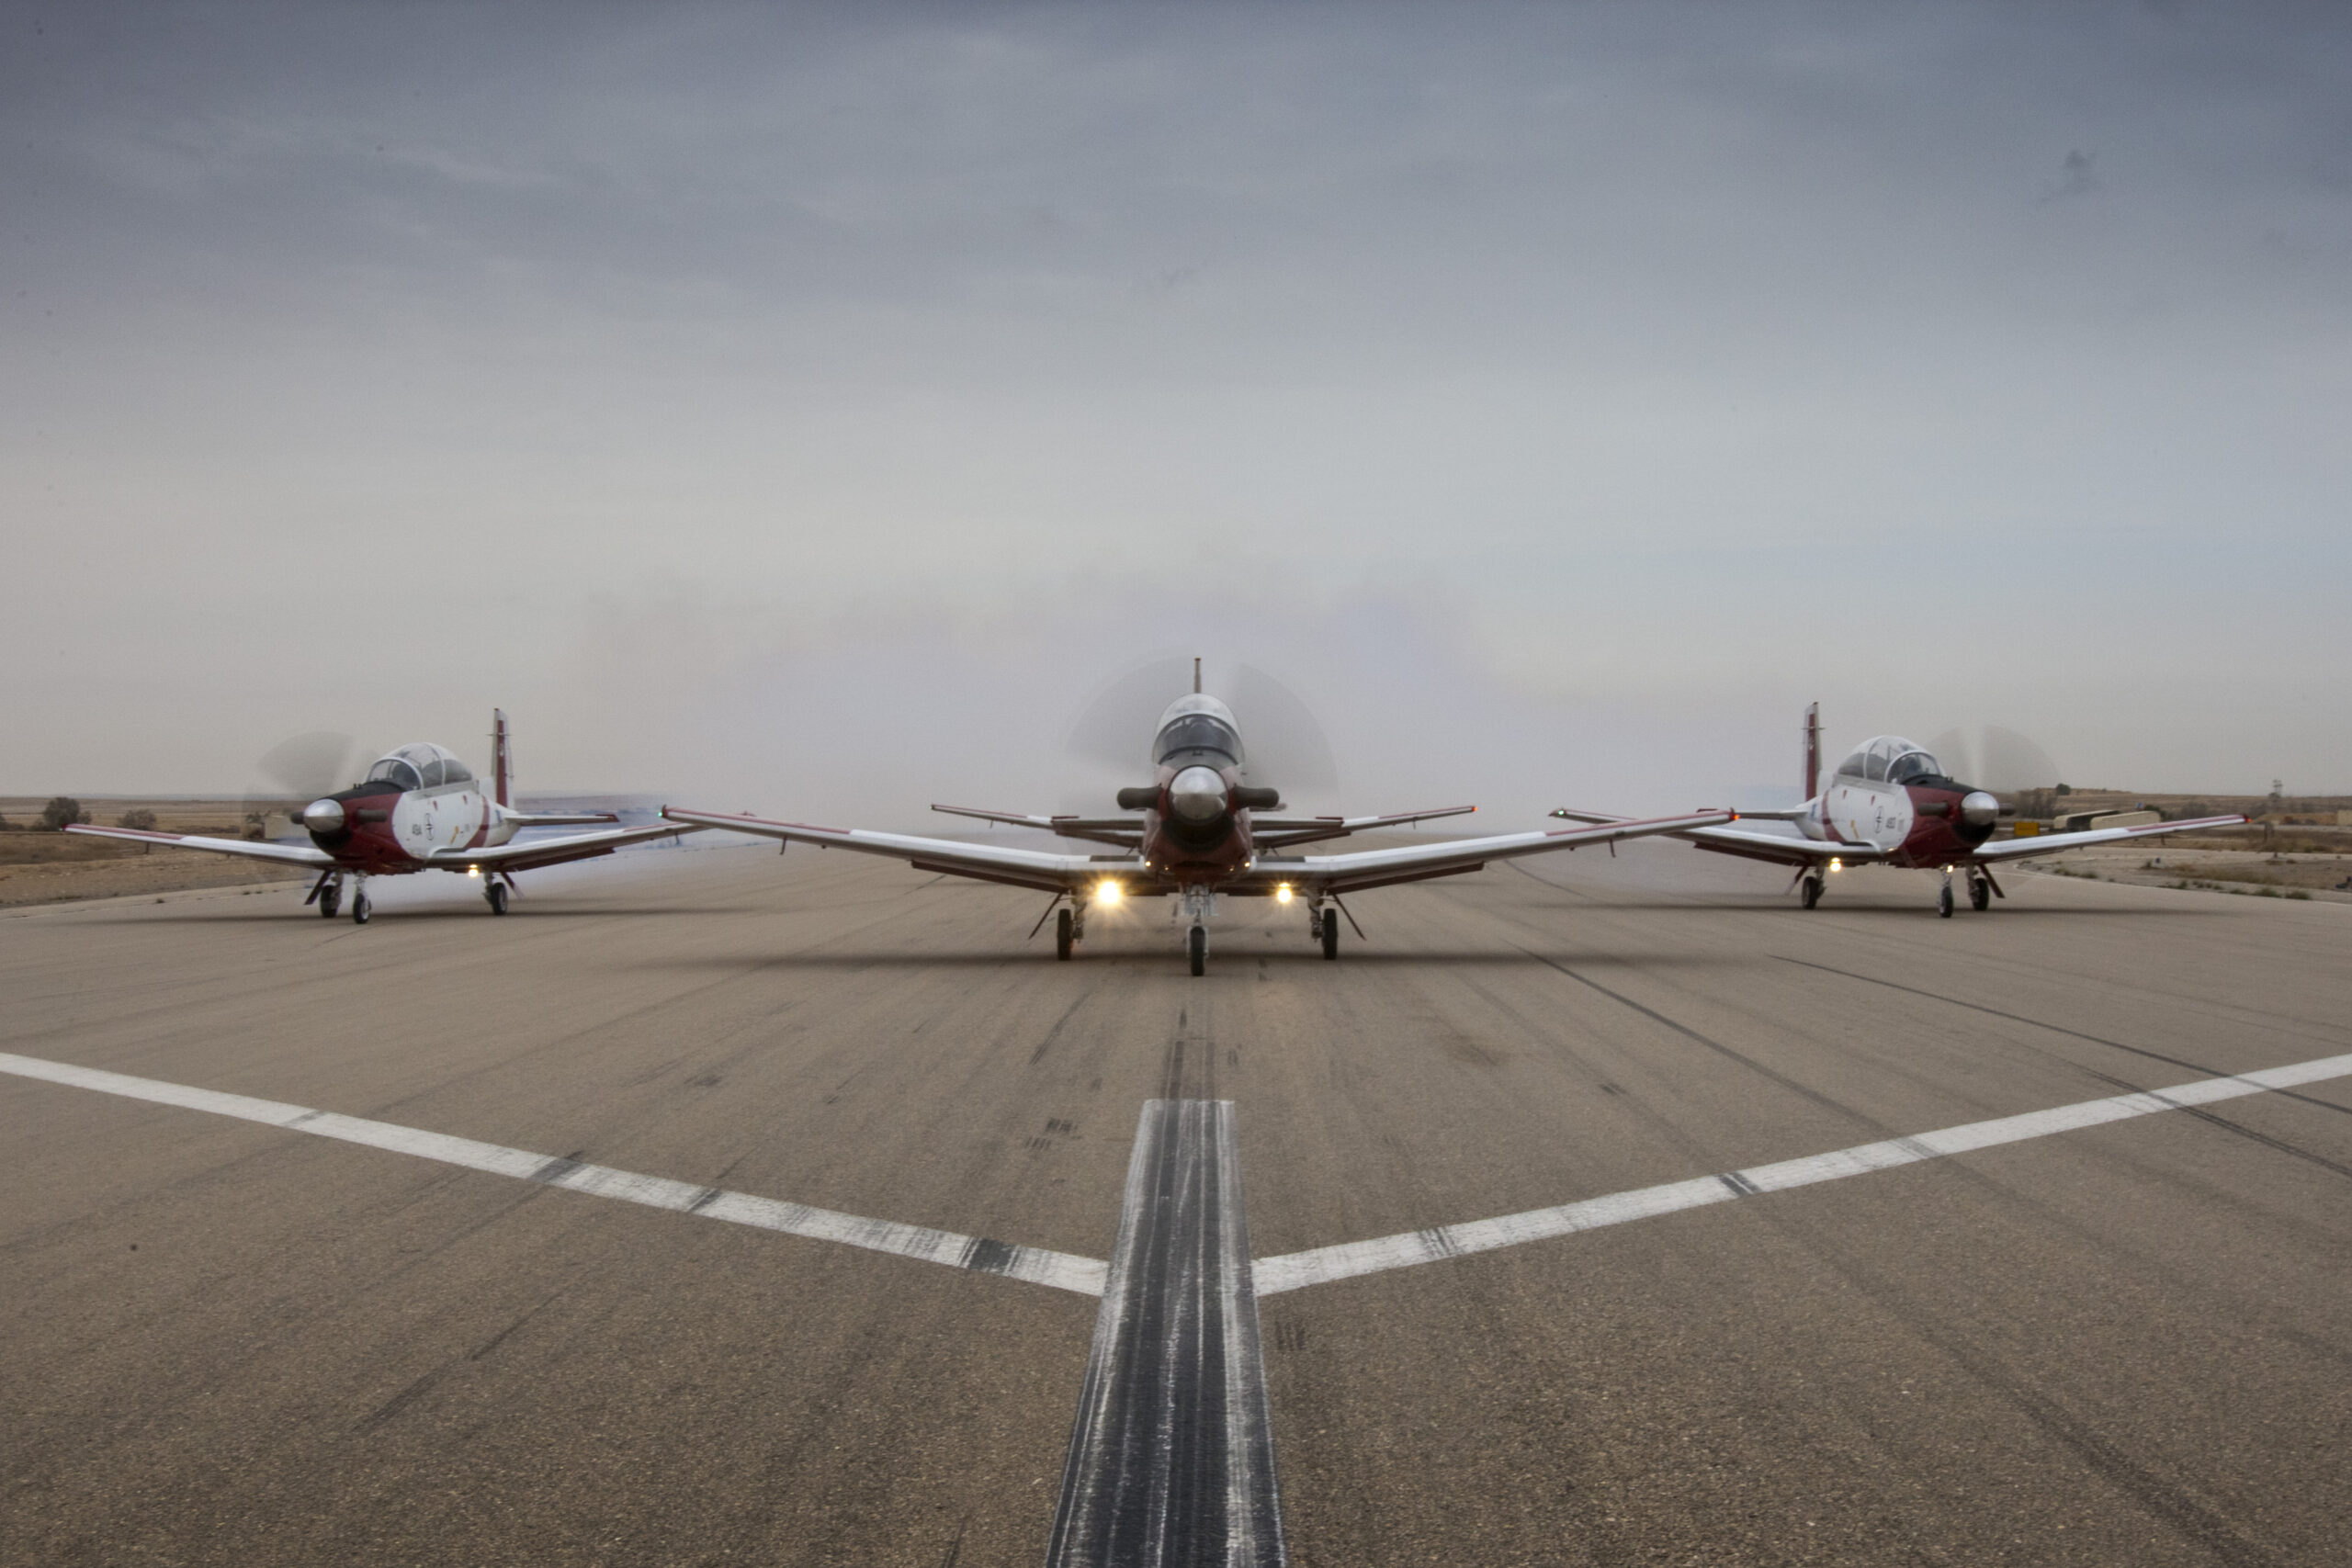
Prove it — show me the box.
[660,662,1732,974]
[67,711,701,923]
[1550,704,2246,917]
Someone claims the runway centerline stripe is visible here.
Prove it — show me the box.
[1046,1099,1287,1567]
[0,1051,1108,1297]
[1252,1050,2352,1296]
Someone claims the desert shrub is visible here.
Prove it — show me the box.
[117,808,158,830]
[40,796,90,831]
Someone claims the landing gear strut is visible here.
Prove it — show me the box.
[1187,923,1207,977]
[1799,873,1824,910]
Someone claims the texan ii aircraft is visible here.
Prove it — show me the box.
[661,662,1731,974]
[68,711,702,923]
[1551,704,2245,917]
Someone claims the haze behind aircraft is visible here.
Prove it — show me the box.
[662,660,1733,973]
[1551,704,2246,916]
[68,711,704,923]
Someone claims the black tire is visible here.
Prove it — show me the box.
[1800,875,1822,909]
[1938,883,1954,919]
[1056,907,1074,960]
[1321,913,1339,960]
[352,890,371,925]
[1969,877,1990,912]
[319,885,340,919]
[1187,924,1206,977]
[488,881,509,916]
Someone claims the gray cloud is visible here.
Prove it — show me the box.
[5,2,2348,800]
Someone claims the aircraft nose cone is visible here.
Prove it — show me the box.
[302,798,345,834]
[1960,791,2001,828]
[1168,765,1228,823]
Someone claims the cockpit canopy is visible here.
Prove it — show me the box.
[1832,736,1948,786]
[362,742,475,793]
[1153,694,1244,767]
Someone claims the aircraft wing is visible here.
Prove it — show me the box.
[662,807,1135,895]
[425,820,708,874]
[1545,808,1889,868]
[63,824,336,867]
[1249,805,1476,848]
[1967,814,2247,864]
[929,805,1142,848]
[1240,811,1736,896]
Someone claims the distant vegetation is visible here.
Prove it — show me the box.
[116,808,158,830]
[39,797,90,831]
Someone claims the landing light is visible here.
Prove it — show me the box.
[1096,880,1123,905]
[1828,858,1842,872]
[467,866,481,879]
[1276,884,1293,905]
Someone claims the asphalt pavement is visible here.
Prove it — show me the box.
[3,837,2348,1566]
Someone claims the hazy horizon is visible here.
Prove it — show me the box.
[7,2,2347,822]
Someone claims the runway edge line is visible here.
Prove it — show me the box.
[1252,1049,2352,1295]
[0,1051,1107,1296]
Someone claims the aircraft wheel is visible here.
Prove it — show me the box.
[1800,874,1823,910]
[1321,913,1339,960]
[1938,883,1954,919]
[352,889,371,925]
[1969,876,1991,912]
[1188,924,1206,976]
[1056,907,1074,960]
[319,884,341,919]
[487,881,509,916]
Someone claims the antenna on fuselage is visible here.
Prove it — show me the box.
[491,708,512,807]
[1193,657,1202,694]
[1802,702,1821,800]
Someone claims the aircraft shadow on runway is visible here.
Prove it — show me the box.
[623,947,1751,972]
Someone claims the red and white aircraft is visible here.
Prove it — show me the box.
[1552,704,2246,917]
[661,666,1732,974]
[68,711,702,923]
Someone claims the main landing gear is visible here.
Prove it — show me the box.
[318,876,342,919]
[1187,923,1208,977]
[1056,907,1075,961]
[1939,874,1955,919]
[1969,870,1994,911]
[1311,906,1340,960]
[485,878,510,916]
[1799,873,1824,910]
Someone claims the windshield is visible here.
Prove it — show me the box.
[1155,713,1241,764]
[366,757,424,791]
[1887,750,1942,784]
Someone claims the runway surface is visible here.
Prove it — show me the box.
[4,839,2349,1566]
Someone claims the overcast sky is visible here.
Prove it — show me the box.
[6,2,2347,819]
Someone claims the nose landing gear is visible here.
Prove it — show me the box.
[351,885,371,924]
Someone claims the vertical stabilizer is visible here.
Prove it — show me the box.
[1802,702,1821,801]
[1193,656,1203,694]
[491,709,512,807]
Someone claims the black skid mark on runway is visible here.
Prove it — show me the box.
[1160,1006,1217,1100]
[1779,956,2352,1180]
[1030,989,1096,1066]
[1514,945,1888,1134]
[1777,956,2352,1124]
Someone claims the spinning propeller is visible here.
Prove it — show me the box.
[240,732,364,841]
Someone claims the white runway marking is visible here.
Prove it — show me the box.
[1253,1050,2352,1295]
[0,1051,1108,1297]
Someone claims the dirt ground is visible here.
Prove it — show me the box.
[2017,839,2352,903]
[0,799,311,908]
